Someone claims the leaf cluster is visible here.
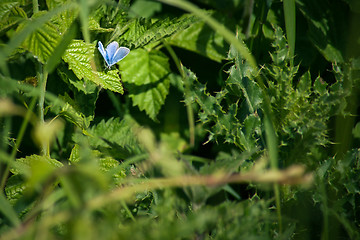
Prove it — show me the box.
[1,0,360,239]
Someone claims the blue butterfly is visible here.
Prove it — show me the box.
[98,41,130,68]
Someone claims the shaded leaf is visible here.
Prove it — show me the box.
[0,1,26,34]
[129,0,162,18]
[167,13,228,62]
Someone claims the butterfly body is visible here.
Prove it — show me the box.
[98,41,130,68]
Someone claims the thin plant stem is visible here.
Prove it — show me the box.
[33,0,39,14]
[320,179,329,240]
[274,184,282,233]
[79,0,90,43]
[38,64,49,156]
[0,97,37,190]
[107,91,122,116]
[121,200,136,222]
[163,42,195,147]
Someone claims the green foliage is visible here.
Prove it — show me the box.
[18,11,62,64]
[73,116,143,159]
[1,0,360,239]
[62,40,124,94]
[120,48,171,120]
[262,26,353,167]
[119,15,197,49]
[0,1,27,35]
[167,12,228,62]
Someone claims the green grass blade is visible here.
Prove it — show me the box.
[78,0,90,43]
[0,193,20,227]
[45,21,78,73]
[283,0,296,64]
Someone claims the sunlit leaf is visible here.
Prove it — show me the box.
[117,15,196,49]
[120,48,171,120]
[18,11,61,64]
[62,40,124,94]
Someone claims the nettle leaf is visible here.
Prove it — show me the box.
[62,40,124,94]
[120,48,171,120]
[51,8,78,34]
[18,11,62,64]
[88,17,113,33]
[57,64,98,94]
[69,144,126,183]
[167,13,228,62]
[0,1,26,34]
[10,154,63,177]
[0,1,19,19]
[4,174,26,205]
[117,15,196,49]
[73,116,143,159]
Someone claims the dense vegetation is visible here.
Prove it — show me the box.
[1,0,360,239]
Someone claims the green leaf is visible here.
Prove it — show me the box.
[45,20,77,73]
[120,48,171,120]
[10,154,63,177]
[4,174,26,205]
[129,0,162,18]
[116,15,196,49]
[298,0,345,63]
[69,143,80,164]
[167,13,228,62]
[58,95,93,130]
[69,144,126,181]
[97,70,124,94]
[88,17,113,33]
[62,40,124,94]
[58,64,98,94]
[0,1,26,34]
[185,65,260,150]
[0,1,19,20]
[62,40,96,80]
[283,0,296,61]
[18,11,62,64]
[313,76,327,96]
[296,71,312,95]
[227,63,262,114]
[73,116,143,159]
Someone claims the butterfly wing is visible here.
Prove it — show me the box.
[111,47,130,65]
[105,42,120,67]
[98,41,109,66]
